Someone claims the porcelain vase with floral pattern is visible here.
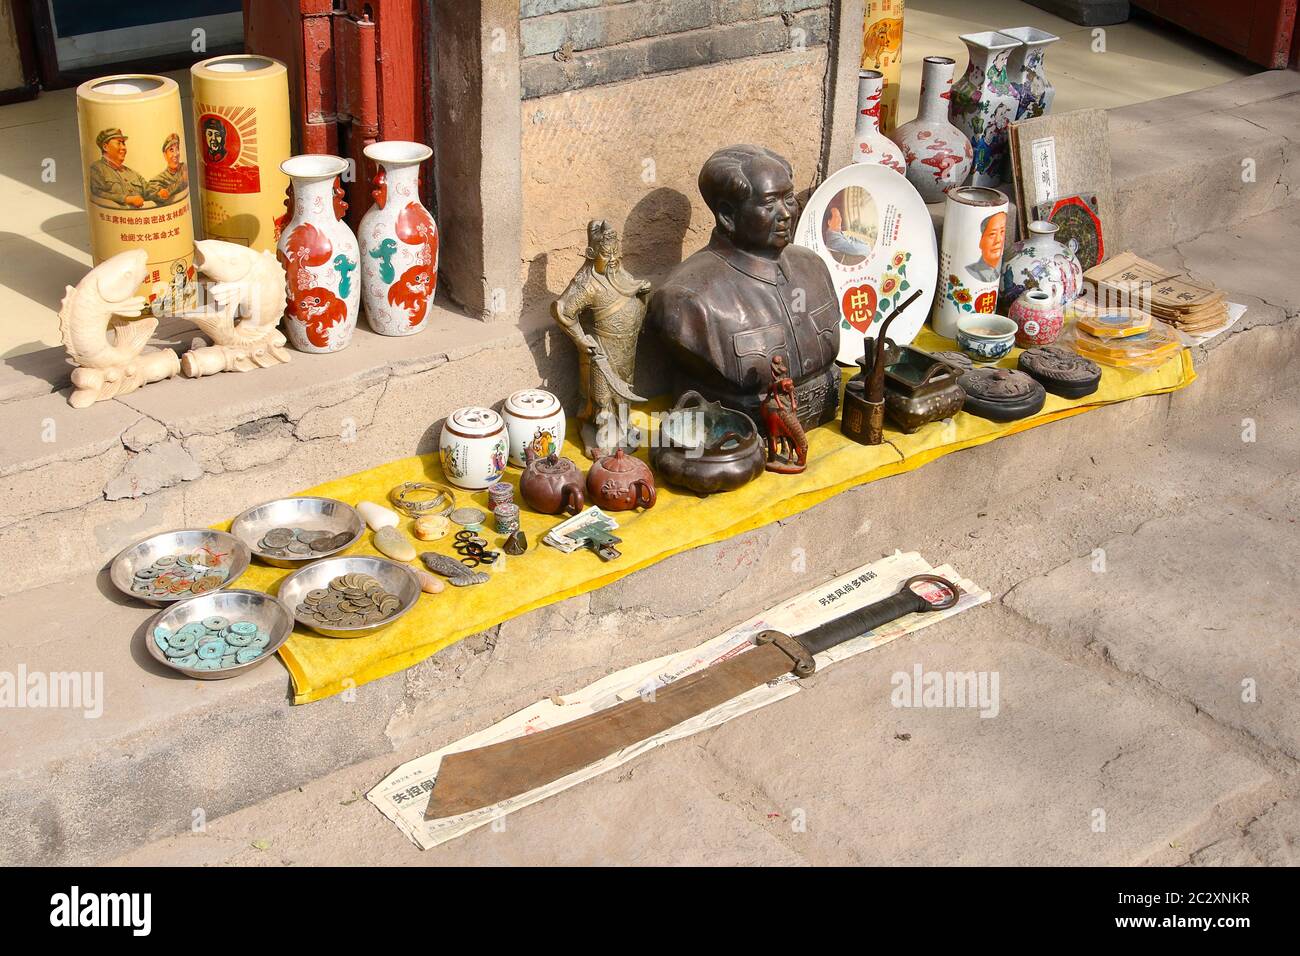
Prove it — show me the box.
[949,31,1021,188]
[852,70,906,175]
[1000,219,1083,309]
[277,154,359,353]
[890,56,973,203]
[358,140,438,336]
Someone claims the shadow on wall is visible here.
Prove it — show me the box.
[518,187,695,407]
[0,217,94,360]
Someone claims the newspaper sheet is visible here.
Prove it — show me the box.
[368,551,990,849]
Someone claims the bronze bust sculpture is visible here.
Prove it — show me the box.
[552,220,650,458]
[647,145,841,433]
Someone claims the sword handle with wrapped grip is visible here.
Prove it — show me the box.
[760,575,959,676]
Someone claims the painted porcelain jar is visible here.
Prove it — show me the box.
[1000,219,1084,308]
[1001,26,1058,120]
[890,56,973,203]
[502,388,566,467]
[440,406,508,491]
[949,31,1021,188]
[277,154,360,352]
[851,70,907,175]
[358,140,438,336]
[1008,288,1064,348]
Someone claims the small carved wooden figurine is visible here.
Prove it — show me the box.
[552,220,650,459]
[761,355,808,474]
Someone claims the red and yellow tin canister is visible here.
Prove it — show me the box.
[191,55,292,254]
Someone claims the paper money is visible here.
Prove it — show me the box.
[543,507,618,553]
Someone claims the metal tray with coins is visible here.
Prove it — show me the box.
[110,529,251,607]
[230,496,365,569]
[276,555,421,638]
[146,589,293,680]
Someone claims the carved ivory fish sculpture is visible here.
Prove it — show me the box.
[58,249,180,409]
[180,240,291,378]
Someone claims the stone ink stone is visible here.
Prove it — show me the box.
[1017,345,1101,399]
[930,351,974,376]
[961,367,1046,422]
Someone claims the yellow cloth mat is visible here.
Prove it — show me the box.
[218,331,1195,704]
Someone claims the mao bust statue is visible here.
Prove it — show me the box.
[648,144,841,433]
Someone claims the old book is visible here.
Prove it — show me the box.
[1009,108,1113,245]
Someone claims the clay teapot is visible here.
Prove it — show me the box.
[586,448,656,512]
[519,450,585,516]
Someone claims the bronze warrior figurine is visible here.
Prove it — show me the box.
[647,144,841,435]
[552,220,651,459]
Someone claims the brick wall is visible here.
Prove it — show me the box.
[519,0,832,98]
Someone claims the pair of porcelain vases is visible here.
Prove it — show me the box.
[276,142,438,353]
[852,28,1058,199]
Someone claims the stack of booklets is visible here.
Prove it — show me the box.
[1084,251,1229,335]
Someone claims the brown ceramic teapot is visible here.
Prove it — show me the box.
[586,448,656,512]
[519,450,585,515]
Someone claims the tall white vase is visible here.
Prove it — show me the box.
[358,140,438,336]
[277,154,360,353]
[890,56,973,203]
[851,70,907,175]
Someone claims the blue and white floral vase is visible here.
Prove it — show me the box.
[949,31,1021,187]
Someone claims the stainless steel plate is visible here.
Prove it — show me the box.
[276,555,421,638]
[109,529,250,607]
[230,496,364,568]
[145,589,293,680]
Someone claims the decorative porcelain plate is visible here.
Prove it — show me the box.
[795,163,938,364]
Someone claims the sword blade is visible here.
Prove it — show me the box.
[590,350,647,403]
[425,641,794,819]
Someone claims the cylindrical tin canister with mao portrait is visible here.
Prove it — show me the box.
[931,186,1009,339]
[190,55,292,253]
[75,74,196,310]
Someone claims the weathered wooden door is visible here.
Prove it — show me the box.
[1134,0,1297,68]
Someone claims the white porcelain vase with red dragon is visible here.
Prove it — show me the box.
[851,70,906,176]
[890,56,973,204]
[358,141,438,336]
[276,154,359,353]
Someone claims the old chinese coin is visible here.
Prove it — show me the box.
[258,526,351,559]
[296,572,403,628]
[449,507,487,527]
[131,549,231,599]
[155,617,270,670]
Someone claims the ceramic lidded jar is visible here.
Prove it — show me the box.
[890,56,973,203]
[586,448,656,512]
[277,154,360,352]
[1008,288,1064,348]
[1001,26,1058,120]
[1000,219,1083,308]
[519,452,585,516]
[502,388,566,468]
[949,31,1021,187]
[358,140,438,336]
[440,406,508,491]
[852,70,907,175]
